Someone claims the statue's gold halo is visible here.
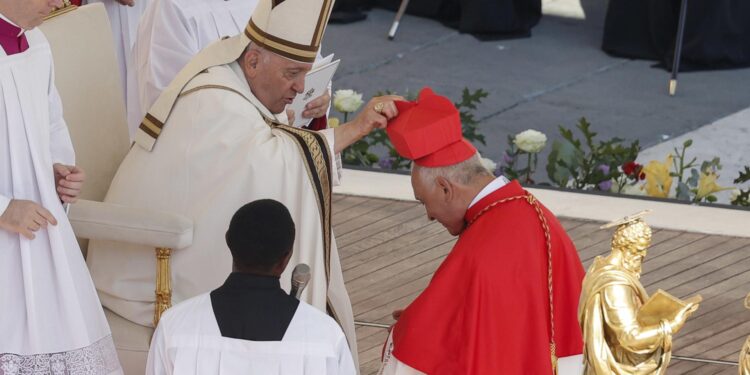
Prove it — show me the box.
[600,210,653,229]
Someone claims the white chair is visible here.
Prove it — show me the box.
[39,4,194,374]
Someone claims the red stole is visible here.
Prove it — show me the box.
[0,17,28,55]
[391,180,584,374]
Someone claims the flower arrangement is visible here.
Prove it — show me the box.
[330,87,747,208]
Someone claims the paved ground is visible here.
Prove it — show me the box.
[323,0,750,181]
[334,194,750,374]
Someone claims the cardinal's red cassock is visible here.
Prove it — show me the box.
[391,179,584,374]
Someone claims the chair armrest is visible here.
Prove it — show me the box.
[68,199,193,249]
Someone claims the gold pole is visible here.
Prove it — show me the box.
[44,0,77,21]
[153,247,173,326]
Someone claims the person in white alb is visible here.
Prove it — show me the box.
[84,0,150,111]
[126,0,331,139]
[0,1,122,373]
[146,199,355,375]
[85,0,402,370]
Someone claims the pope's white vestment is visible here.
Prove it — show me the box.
[86,59,358,362]
[126,0,257,137]
[146,294,355,375]
[0,27,121,374]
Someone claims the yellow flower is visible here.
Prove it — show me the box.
[642,155,673,198]
[328,117,340,128]
[696,171,731,200]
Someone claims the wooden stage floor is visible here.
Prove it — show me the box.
[333,194,750,375]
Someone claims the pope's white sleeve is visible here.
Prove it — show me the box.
[47,62,75,166]
[145,320,171,375]
[318,128,342,186]
[335,334,356,375]
[0,194,10,216]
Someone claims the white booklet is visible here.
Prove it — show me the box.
[287,54,340,128]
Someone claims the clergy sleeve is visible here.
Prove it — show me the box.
[0,194,10,216]
[145,321,172,375]
[318,128,341,186]
[47,67,75,166]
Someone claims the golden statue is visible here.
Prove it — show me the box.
[740,293,750,375]
[578,211,701,374]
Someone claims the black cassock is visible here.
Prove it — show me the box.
[602,0,750,71]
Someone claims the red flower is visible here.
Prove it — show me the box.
[622,161,642,176]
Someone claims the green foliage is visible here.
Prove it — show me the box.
[455,88,489,146]
[546,118,640,191]
[731,166,750,206]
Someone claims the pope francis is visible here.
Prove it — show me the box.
[86,0,400,369]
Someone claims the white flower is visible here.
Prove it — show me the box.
[480,157,497,173]
[514,129,547,153]
[730,189,741,202]
[333,89,364,113]
[621,183,646,196]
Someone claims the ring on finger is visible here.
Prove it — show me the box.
[374,102,385,114]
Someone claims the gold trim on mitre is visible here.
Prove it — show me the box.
[245,20,318,63]
[243,0,334,63]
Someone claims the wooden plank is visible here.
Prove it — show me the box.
[642,238,750,291]
[333,195,371,214]
[559,217,588,232]
[337,204,427,251]
[348,241,453,305]
[343,224,452,278]
[335,200,414,236]
[333,197,394,228]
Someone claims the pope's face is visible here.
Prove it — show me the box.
[411,166,466,236]
[4,0,62,29]
[246,49,312,114]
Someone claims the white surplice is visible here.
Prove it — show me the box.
[85,0,150,116]
[126,0,257,138]
[146,294,355,375]
[86,60,357,363]
[0,27,121,374]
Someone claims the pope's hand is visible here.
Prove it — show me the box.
[54,163,85,204]
[302,90,331,119]
[351,95,402,135]
[332,95,403,154]
[0,199,57,240]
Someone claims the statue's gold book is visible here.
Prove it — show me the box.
[637,289,702,326]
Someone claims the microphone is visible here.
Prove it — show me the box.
[289,263,311,299]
